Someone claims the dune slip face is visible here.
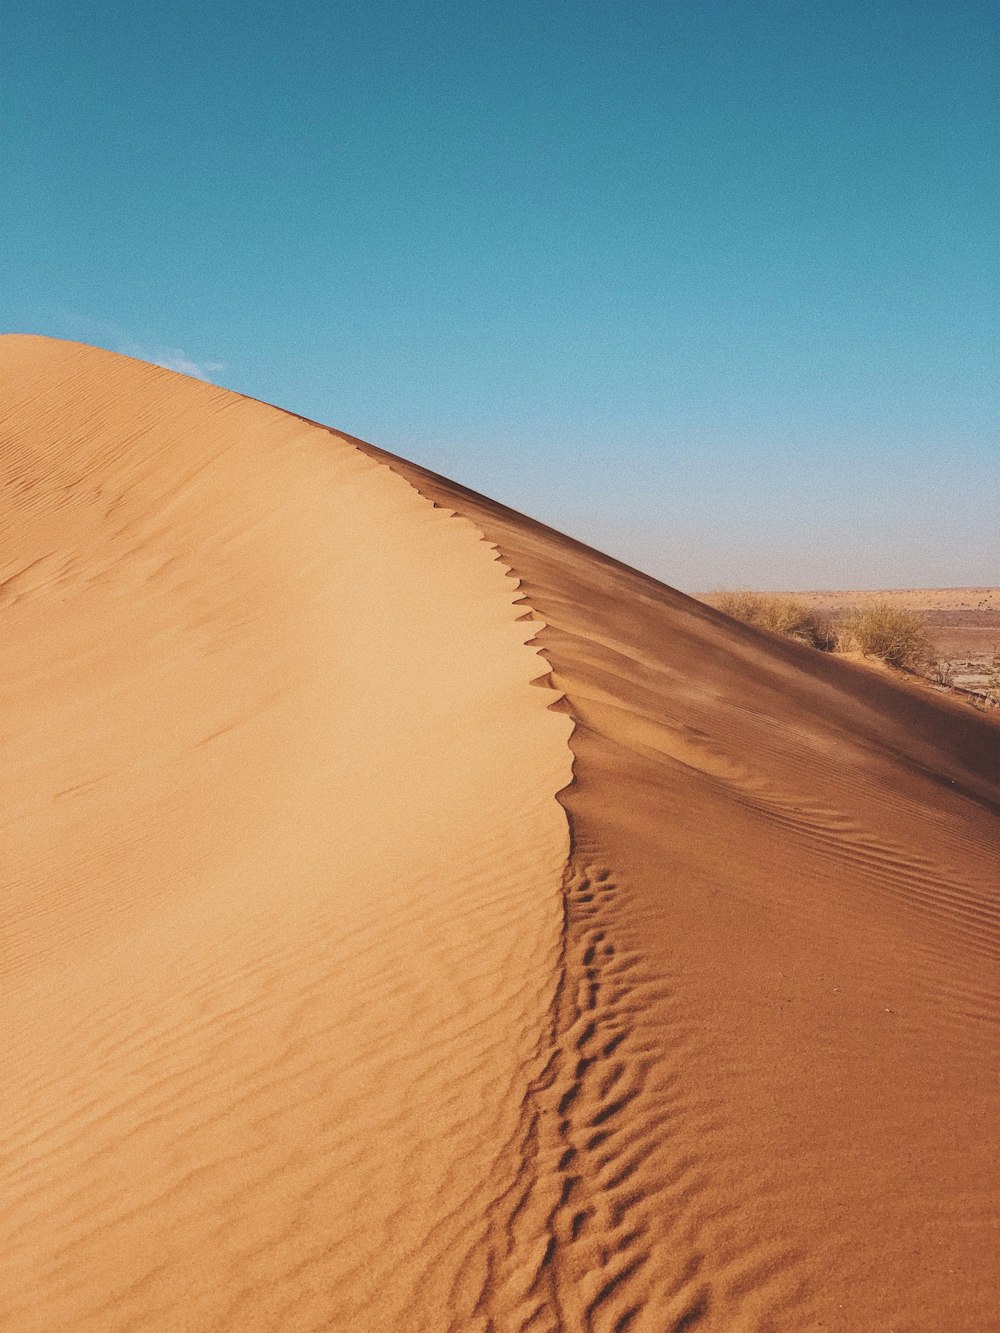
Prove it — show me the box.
[352,440,1000,1331]
[3,336,999,1332]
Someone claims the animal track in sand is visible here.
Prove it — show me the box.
[464,856,813,1333]
[468,864,710,1332]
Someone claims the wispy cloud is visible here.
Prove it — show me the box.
[53,314,226,384]
[119,341,226,382]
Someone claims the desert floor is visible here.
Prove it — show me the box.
[768,588,1000,694]
[3,336,999,1332]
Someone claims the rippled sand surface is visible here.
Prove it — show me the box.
[3,336,998,1331]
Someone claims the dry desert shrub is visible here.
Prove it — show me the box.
[986,653,1000,706]
[712,590,767,624]
[711,590,836,651]
[839,601,929,670]
[927,658,956,687]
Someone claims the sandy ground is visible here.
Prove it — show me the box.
[771,587,1000,612]
[3,336,999,1331]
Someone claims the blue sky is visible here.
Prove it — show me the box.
[3,0,997,589]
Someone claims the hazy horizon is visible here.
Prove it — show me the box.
[3,0,997,590]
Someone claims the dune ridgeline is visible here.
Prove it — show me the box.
[3,336,998,1332]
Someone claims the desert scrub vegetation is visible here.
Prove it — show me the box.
[987,653,1000,706]
[710,591,996,696]
[926,657,956,688]
[838,601,929,670]
[709,591,836,651]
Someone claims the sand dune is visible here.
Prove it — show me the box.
[3,337,998,1331]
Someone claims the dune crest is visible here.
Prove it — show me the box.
[350,440,1000,1331]
[3,337,998,1331]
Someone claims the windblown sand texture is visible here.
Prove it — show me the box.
[3,337,999,1332]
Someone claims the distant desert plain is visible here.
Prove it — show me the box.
[698,587,1000,698]
[3,336,999,1332]
[778,587,1000,693]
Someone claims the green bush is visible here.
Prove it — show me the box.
[839,601,929,670]
[711,590,836,651]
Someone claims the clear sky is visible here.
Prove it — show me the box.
[3,0,997,590]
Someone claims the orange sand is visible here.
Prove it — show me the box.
[3,336,998,1331]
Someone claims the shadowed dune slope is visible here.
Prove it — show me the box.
[350,443,1000,1332]
[3,336,999,1332]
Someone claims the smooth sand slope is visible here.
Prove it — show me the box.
[3,337,998,1332]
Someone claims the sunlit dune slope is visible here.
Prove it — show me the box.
[1,336,572,1330]
[3,336,998,1332]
